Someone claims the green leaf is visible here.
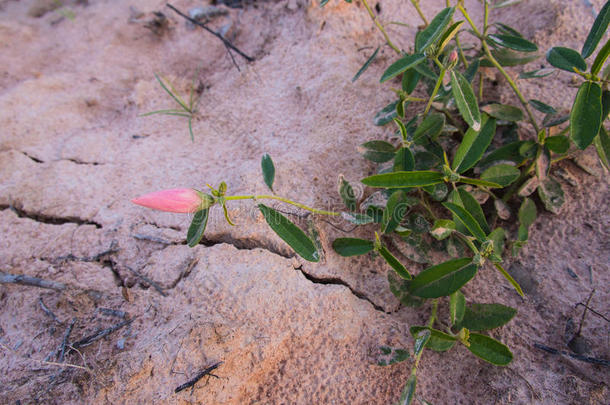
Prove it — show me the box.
[459,303,517,331]
[442,202,487,242]
[358,140,396,163]
[571,81,603,150]
[409,257,478,298]
[594,126,610,170]
[518,197,537,235]
[338,177,357,211]
[413,113,445,144]
[546,47,587,72]
[401,68,421,95]
[431,219,455,240]
[382,191,407,234]
[352,46,379,82]
[478,141,528,168]
[450,188,490,235]
[380,54,426,83]
[591,38,610,76]
[374,100,399,126]
[480,164,520,186]
[452,115,496,173]
[438,21,465,53]
[397,374,417,405]
[463,59,480,82]
[258,204,319,262]
[376,346,410,366]
[482,104,523,122]
[488,227,506,257]
[487,34,538,52]
[422,182,448,201]
[413,329,431,355]
[332,238,374,257]
[379,246,411,280]
[394,147,415,172]
[261,153,275,192]
[519,68,555,79]
[466,333,513,365]
[494,22,524,38]
[415,7,455,52]
[481,48,540,67]
[451,70,481,131]
[410,326,457,352]
[581,0,610,58]
[450,290,466,326]
[362,171,444,188]
[458,177,502,188]
[542,113,570,128]
[528,99,556,115]
[545,135,570,154]
[493,262,524,297]
[186,209,209,247]
[537,177,565,214]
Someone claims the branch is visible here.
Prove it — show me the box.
[0,270,66,291]
[166,4,254,63]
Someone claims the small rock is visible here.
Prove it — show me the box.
[28,0,61,18]
[116,338,126,350]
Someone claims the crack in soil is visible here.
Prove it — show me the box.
[293,264,389,314]
[1,204,102,228]
[136,224,387,312]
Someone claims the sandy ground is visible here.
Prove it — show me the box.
[0,0,608,403]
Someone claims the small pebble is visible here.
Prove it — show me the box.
[116,338,125,350]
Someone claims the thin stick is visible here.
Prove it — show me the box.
[175,361,223,393]
[0,270,65,291]
[533,343,610,367]
[576,289,595,336]
[574,303,609,323]
[166,4,254,62]
[125,266,168,297]
[39,298,60,323]
[59,319,76,363]
[41,360,91,373]
[71,319,133,350]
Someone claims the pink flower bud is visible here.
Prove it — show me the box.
[449,50,458,64]
[132,188,211,213]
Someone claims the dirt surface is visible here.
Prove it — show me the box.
[0,0,608,404]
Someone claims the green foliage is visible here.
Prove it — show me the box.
[186,209,209,247]
[261,154,275,192]
[140,0,610,402]
[258,204,319,262]
[141,73,199,141]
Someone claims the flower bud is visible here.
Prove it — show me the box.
[132,188,214,213]
[449,50,458,64]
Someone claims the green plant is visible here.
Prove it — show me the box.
[135,0,609,402]
[141,73,200,141]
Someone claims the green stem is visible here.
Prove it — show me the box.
[411,0,429,26]
[412,299,438,371]
[424,64,447,116]
[458,4,540,133]
[226,195,340,216]
[362,0,401,54]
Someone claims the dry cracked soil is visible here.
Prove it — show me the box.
[0,0,608,404]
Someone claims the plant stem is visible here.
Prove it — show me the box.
[424,64,447,116]
[411,0,429,26]
[458,3,540,133]
[226,195,340,216]
[362,0,401,54]
[413,299,438,369]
